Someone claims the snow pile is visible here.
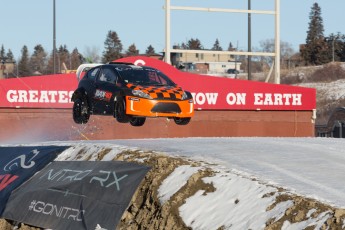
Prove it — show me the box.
[2,138,345,229]
[178,169,277,229]
[158,165,202,204]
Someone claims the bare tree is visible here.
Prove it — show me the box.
[70,48,83,69]
[259,39,295,69]
[84,46,101,63]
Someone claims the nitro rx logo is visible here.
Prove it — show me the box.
[40,168,128,191]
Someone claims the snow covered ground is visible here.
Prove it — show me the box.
[3,137,345,229]
[103,137,345,208]
[299,79,345,100]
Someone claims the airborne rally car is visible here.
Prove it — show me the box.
[71,62,194,126]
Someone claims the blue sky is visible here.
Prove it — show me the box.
[1,0,344,59]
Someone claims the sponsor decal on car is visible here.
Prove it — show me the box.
[94,89,112,102]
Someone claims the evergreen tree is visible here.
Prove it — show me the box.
[145,45,155,55]
[325,33,345,62]
[306,3,324,43]
[102,30,123,63]
[339,35,345,62]
[58,45,70,70]
[212,39,223,51]
[6,49,14,62]
[186,38,203,50]
[126,43,139,56]
[181,42,188,49]
[0,45,5,59]
[29,44,47,75]
[228,42,235,51]
[301,3,328,65]
[18,45,31,77]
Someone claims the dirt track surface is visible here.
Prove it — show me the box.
[1,146,345,230]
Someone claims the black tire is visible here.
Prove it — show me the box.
[114,99,130,123]
[130,117,146,126]
[174,117,191,125]
[73,98,90,124]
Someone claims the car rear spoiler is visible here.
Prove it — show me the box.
[107,61,134,65]
[76,63,102,81]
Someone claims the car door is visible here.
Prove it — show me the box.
[92,66,120,115]
[78,66,100,113]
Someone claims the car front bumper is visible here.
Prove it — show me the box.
[125,96,194,118]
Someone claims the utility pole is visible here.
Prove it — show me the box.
[165,0,171,64]
[248,0,252,80]
[332,35,339,62]
[274,0,280,84]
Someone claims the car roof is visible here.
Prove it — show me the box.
[78,62,159,81]
[106,62,156,71]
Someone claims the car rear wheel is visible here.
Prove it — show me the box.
[174,117,191,125]
[114,100,130,123]
[73,98,90,124]
[130,117,146,126]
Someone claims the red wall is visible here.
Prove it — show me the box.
[0,57,316,111]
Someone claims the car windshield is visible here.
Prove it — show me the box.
[116,67,176,86]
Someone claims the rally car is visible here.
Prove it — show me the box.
[71,62,194,126]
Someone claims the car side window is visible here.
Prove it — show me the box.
[98,67,118,84]
[86,67,100,80]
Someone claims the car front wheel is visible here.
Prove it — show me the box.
[73,98,90,124]
[173,117,191,125]
[114,100,130,123]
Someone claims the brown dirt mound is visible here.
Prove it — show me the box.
[1,149,345,229]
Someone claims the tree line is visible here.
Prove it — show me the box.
[301,3,345,65]
[0,30,160,77]
[0,30,241,77]
[0,2,344,77]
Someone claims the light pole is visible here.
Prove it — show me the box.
[332,35,339,62]
[165,0,171,64]
[248,0,252,80]
[53,0,56,74]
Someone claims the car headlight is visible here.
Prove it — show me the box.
[182,91,188,100]
[132,90,152,99]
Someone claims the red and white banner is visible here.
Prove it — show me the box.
[0,57,316,110]
[0,74,77,108]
